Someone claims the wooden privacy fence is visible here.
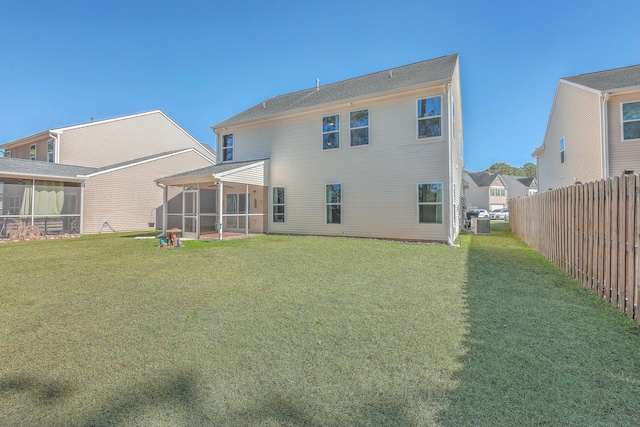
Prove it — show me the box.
[509,174,640,324]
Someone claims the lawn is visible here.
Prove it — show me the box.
[1,226,639,426]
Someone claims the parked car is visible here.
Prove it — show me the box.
[475,209,490,218]
[490,208,509,220]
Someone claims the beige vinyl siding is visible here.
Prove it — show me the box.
[607,92,640,177]
[59,112,214,168]
[250,90,450,241]
[219,161,268,186]
[7,136,51,161]
[82,151,213,233]
[538,82,602,191]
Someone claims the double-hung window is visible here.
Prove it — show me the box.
[322,115,340,149]
[560,137,565,164]
[350,109,369,146]
[418,183,443,224]
[622,101,640,140]
[273,187,285,223]
[222,134,233,161]
[326,184,342,224]
[417,96,442,138]
[29,144,36,161]
[47,139,55,163]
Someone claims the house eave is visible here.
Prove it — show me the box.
[211,79,451,133]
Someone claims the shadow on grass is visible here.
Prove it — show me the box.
[0,375,73,406]
[1,371,413,426]
[438,223,640,426]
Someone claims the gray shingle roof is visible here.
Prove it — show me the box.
[563,64,640,91]
[468,171,499,187]
[0,157,96,180]
[214,54,458,129]
[156,159,267,182]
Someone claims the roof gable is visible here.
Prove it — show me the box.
[213,54,458,129]
[562,64,640,92]
[467,171,500,187]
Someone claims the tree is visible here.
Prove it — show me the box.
[484,162,537,179]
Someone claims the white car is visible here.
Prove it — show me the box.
[490,208,509,220]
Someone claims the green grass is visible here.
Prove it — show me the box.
[1,226,639,426]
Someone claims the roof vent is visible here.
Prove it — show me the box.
[316,78,320,90]
[262,102,266,108]
[389,69,393,78]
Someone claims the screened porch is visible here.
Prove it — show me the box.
[156,160,269,240]
[0,178,83,237]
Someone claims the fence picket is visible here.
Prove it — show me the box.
[509,174,640,323]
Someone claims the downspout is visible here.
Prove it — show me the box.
[49,131,61,163]
[445,81,458,247]
[600,92,609,178]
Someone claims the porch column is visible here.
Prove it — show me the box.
[30,179,35,226]
[218,180,224,241]
[162,185,168,233]
[245,184,249,236]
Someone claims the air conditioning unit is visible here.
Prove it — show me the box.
[471,217,491,235]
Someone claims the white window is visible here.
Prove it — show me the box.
[322,114,340,149]
[560,137,565,164]
[350,109,369,146]
[222,134,233,161]
[3,149,10,158]
[47,139,55,163]
[418,96,442,138]
[326,184,342,224]
[418,183,443,224]
[622,101,640,140]
[30,144,36,161]
[273,187,285,223]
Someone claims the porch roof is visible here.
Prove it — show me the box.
[155,159,268,186]
[0,157,95,182]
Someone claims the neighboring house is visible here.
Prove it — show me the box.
[533,64,640,191]
[463,171,508,211]
[0,111,216,235]
[501,175,538,198]
[157,54,464,243]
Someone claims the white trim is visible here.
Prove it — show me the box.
[271,185,286,224]
[325,183,342,224]
[349,108,370,147]
[51,110,162,133]
[620,100,640,142]
[322,113,341,150]
[416,95,444,140]
[80,148,213,178]
[417,182,444,225]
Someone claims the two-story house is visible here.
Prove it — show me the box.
[157,54,464,243]
[533,64,640,191]
[463,171,508,211]
[0,110,215,235]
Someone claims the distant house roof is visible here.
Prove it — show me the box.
[502,175,537,189]
[213,54,459,129]
[0,157,96,181]
[562,64,640,92]
[467,171,500,187]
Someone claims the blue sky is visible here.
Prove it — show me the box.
[0,0,638,171]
